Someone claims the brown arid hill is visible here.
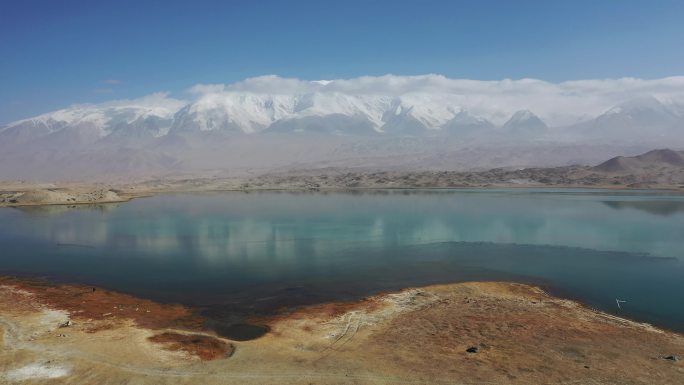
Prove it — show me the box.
[592,149,684,173]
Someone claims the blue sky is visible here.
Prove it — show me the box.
[1,0,683,123]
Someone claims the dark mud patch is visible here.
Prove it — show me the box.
[148,332,234,360]
[214,323,269,341]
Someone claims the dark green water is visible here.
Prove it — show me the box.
[1,189,683,332]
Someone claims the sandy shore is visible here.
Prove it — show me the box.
[0,277,682,384]
[0,181,143,207]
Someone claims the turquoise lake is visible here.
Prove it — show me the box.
[1,189,683,332]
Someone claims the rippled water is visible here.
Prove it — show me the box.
[1,189,683,331]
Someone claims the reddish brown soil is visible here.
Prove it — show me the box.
[0,276,233,361]
[366,283,684,384]
[0,276,203,331]
[148,332,234,360]
[265,294,386,323]
[2,277,683,384]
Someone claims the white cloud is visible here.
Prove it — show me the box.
[188,83,226,94]
[102,79,121,85]
[104,92,186,110]
[225,75,317,94]
[72,92,186,112]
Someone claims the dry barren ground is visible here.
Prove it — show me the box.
[0,278,682,384]
[3,163,684,208]
[0,181,139,207]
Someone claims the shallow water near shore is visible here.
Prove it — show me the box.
[1,189,683,332]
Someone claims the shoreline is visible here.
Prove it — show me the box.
[2,269,681,336]
[2,180,683,209]
[1,275,682,384]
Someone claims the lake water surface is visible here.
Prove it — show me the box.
[1,189,683,332]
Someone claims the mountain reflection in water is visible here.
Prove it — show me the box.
[1,189,683,331]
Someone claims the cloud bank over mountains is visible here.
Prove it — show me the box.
[9,74,684,129]
[187,74,684,126]
[1,75,683,180]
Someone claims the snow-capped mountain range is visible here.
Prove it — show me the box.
[1,75,683,180]
[3,92,502,139]
[4,75,684,140]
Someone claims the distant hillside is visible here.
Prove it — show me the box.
[4,148,684,208]
[238,148,684,190]
[593,149,684,173]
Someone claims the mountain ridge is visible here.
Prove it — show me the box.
[2,76,684,180]
[4,89,682,142]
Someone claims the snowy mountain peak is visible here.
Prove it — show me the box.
[440,110,494,137]
[507,109,536,121]
[619,95,666,110]
[605,96,671,116]
[503,110,547,131]
[597,96,680,131]
[450,110,491,125]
